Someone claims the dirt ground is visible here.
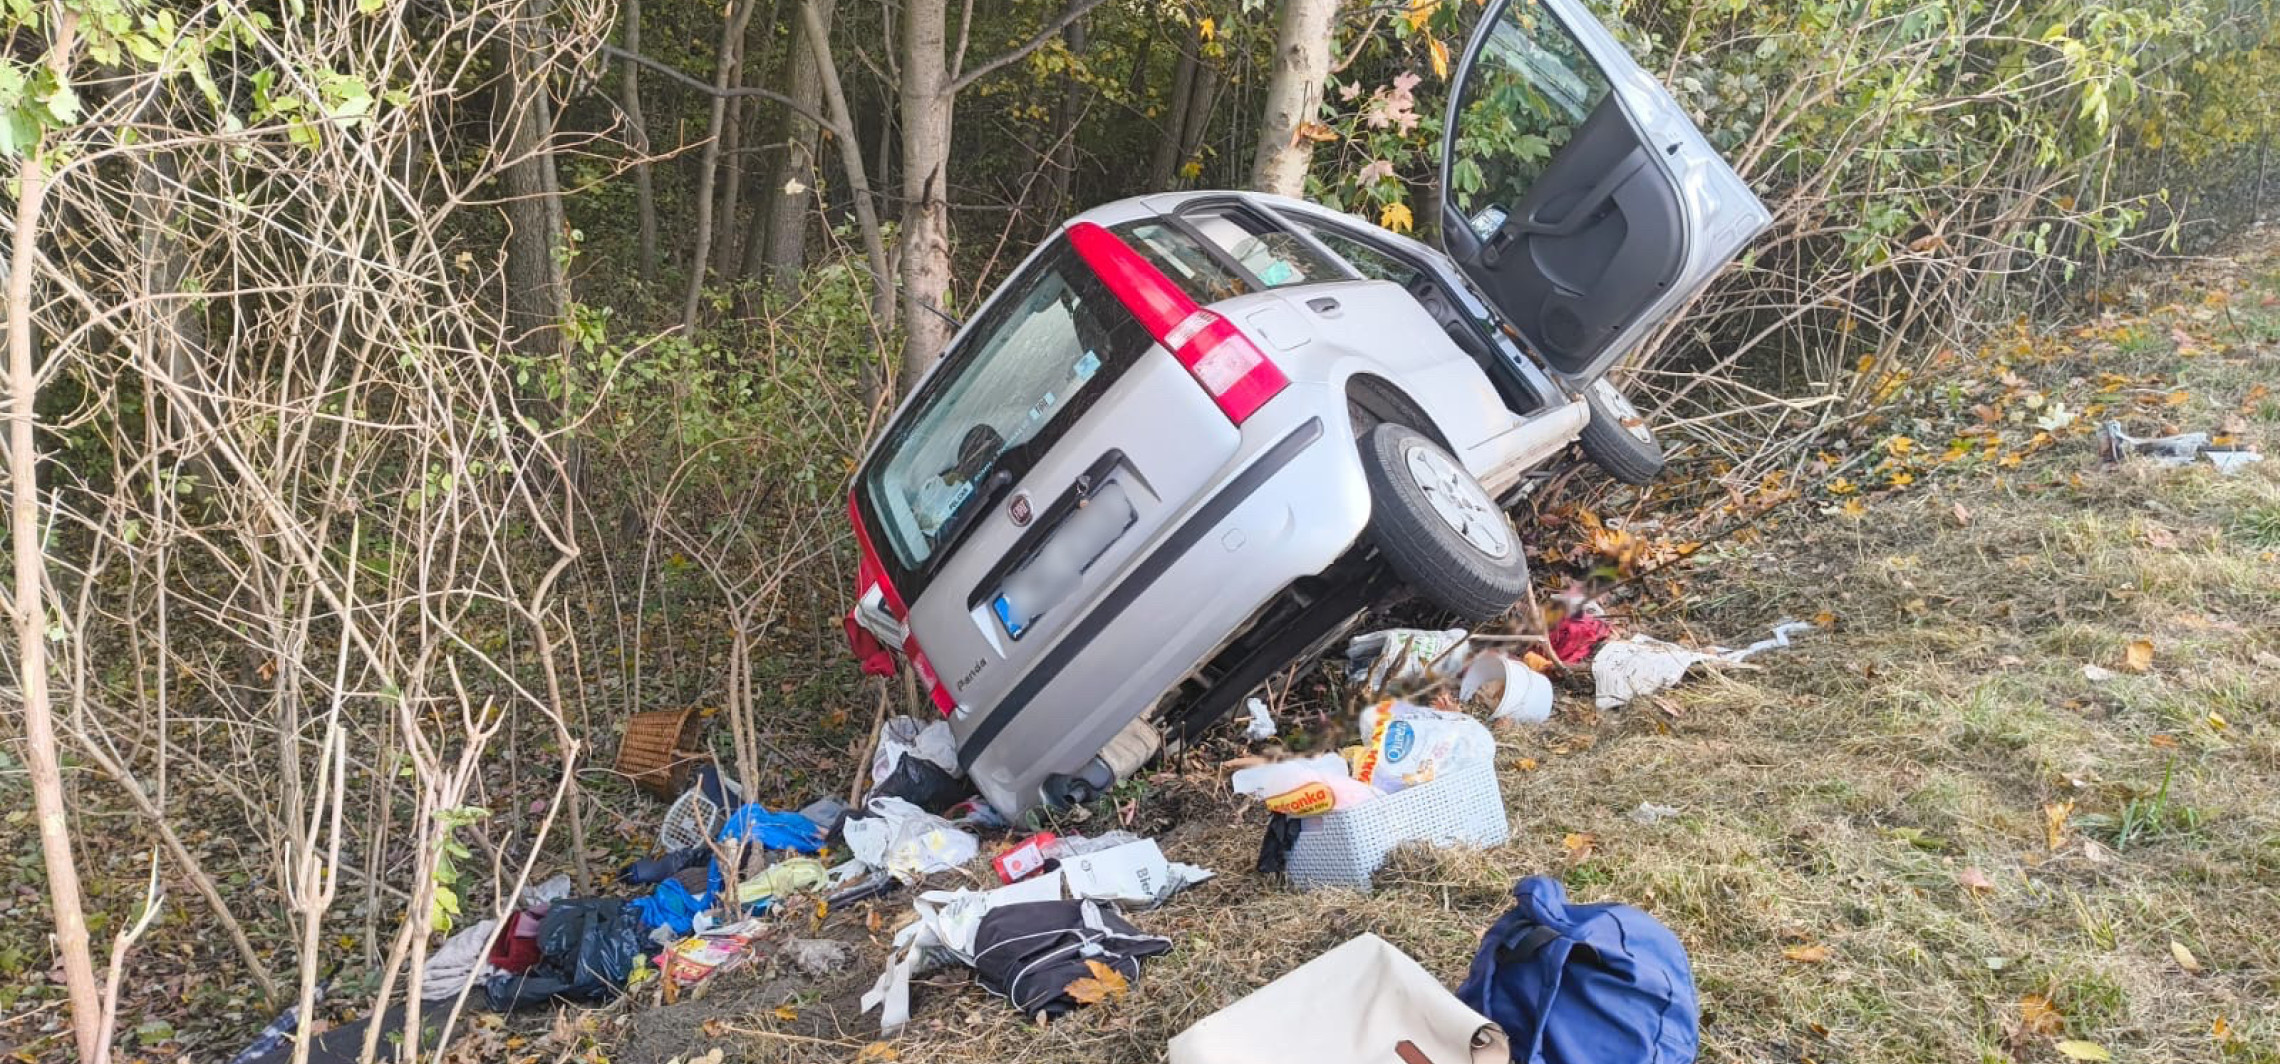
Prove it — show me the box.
[547,237,2280,1064]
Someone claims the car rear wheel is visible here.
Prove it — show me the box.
[1578,377,1667,484]
[1359,423,1532,622]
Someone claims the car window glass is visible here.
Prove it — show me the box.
[1296,223,1421,286]
[1446,4,1612,237]
[1115,222,1251,304]
[1182,208,1348,288]
[863,243,1151,570]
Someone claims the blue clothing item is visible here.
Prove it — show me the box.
[718,803,827,853]
[1456,876,1700,1064]
[630,876,710,936]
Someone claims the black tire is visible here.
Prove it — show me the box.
[1359,423,1532,622]
[1579,378,1667,484]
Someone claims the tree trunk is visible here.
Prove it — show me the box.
[1251,0,1338,197]
[1043,19,1088,217]
[497,8,570,363]
[710,0,770,279]
[801,0,897,333]
[749,0,838,293]
[680,0,758,330]
[622,0,658,285]
[1147,34,1199,190]
[8,151,103,1064]
[900,0,957,386]
[1178,62,1220,186]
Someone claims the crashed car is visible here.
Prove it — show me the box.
[846,0,1770,817]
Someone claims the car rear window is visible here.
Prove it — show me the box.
[862,240,1153,572]
[1115,221,1251,304]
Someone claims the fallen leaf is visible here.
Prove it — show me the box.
[2019,994,2063,1036]
[1812,610,1837,628]
[1521,649,1558,674]
[1952,501,1972,526]
[2142,525,2178,549]
[1561,832,1597,864]
[1782,944,1831,963]
[856,1043,901,1063]
[2170,940,2202,973]
[2043,801,2072,850]
[2206,711,2228,731]
[2121,639,2154,673]
[773,1004,798,1022]
[2055,1039,2112,1061]
[1293,120,1339,143]
[1063,959,1130,1005]
[2148,733,2178,749]
[1958,866,1995,895]
[1514,757,1539,772]
[2213,1015,2231,1039]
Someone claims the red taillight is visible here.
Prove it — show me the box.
[1066,220,1288,424]
[848,490,959,716]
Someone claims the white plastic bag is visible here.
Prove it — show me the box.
[844,796,978,881]
[1346,628,1471,692]
[1351,702,1493,792]
[870,717,960,783]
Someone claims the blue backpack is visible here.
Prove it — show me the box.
[1456,876,1700,1064]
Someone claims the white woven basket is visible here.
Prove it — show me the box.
[658,777,743,853]
[1286,756,1509,891]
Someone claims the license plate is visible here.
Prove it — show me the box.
[992,594,1030,640]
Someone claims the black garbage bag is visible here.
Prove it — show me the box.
[867,754,970,814]
[484,898,647,1011]
[969,900,1171,1019]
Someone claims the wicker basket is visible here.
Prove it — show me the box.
[1286,756,1510,891]
[615,707,710,799]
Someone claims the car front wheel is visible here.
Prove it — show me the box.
[1359,423,1532,622]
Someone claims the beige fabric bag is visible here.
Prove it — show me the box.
[1168,933,1508,1064]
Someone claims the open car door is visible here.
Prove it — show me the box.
[1439,0,1769,386]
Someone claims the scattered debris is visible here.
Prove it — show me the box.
[844,796,979,881]
[784,938,853,979]
[992,831,1059,884]
[1243,697,1278,740]
[659,919,768,999]
[1231,753,1378,815]
[1459,651,1554,724]
[2081,663,2120,683]
[1169,934,1506,1064]
[1593,622,1816,709]
[866,717,968,812]
[1548,611,1613,664]
[1347,627,1472,691]
[1056,837,1213,906]
[1628,802,1681,825]
[2096,420,2262,474]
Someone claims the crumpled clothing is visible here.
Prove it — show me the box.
[733,857,831,906]
[418,918,499,1001]
[1549,613,1613,664]
[631,876,710,936]
[621,844,710,886]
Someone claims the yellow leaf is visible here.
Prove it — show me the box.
[2020,994,2064,1036]
[2055,1040,2112,1061]
[1812,611,1837,628]
[1560,832,1597,863]
[1515,757,1539,772]
[1064,958,1130,1006]
[2206,711,2228,731]
[1827,477,1858,495]
[2170,940,2202,973]
[1856,354,1877,374]
[773,1004,799,1022]
[1404,0,1439,31]
[2121,639,2153,673]
[2213,1015,2231,1039]
[1428,36,1451,80]
[2043,801,2072,851]
[1888,471,1914,488]
[1783,944,1831,963]
[1888,435,1916,455]
[1197,16,1215,41]
[1379,201,1415,233]
[1839,498,1867,520]
[856,1043,901,1063]
[1294,120,1340,144]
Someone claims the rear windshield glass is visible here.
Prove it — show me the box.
[862,241,1153,571]
[1115,221,1251,303]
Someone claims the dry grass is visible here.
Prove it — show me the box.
[610,243,2280,1064]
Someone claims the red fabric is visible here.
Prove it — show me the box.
[487,915,543,974]
[1549,613,1613,664]
[844,612,897,678]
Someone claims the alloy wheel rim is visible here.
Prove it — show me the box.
[1403,443,1513,560]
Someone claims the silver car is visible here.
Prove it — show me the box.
[846,0,1771,817]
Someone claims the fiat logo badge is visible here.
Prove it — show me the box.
[1008,493,1033,527]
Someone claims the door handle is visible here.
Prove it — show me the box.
[1306,297,1342,316]
[1505,149,1651,239]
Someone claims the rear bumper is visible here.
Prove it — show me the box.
[958,408,1372,814]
